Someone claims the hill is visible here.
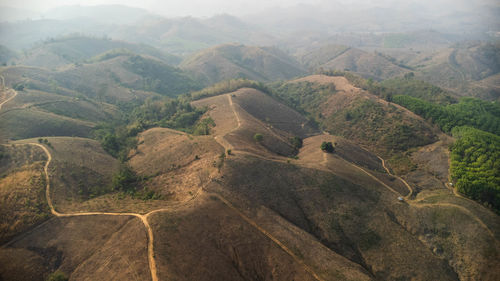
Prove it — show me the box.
[297,45,411,80]
[407,41,500,100]
[2,53,200,102]
[273,75,438,155]
[1,81,499,280]
[181,44,306,85]
[16,36,181,69]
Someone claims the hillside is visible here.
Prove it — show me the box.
[1,53,199,103]
[181,44,306,85]
[407,41,500,100]
[16,36,181,69]
[297,45,411,80]
[1,81,499,280]
[273,75,438,155]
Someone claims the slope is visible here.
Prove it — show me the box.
[408,41,500,100]
[17,35,181,69]
[181,44,306,85]
[297,45,411,80]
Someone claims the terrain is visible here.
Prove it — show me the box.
[2,74,499,280]
[181,44,306,86]
[0,4,499,280]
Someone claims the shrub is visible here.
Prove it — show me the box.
[46,271,68,281]
[253,133,263,142]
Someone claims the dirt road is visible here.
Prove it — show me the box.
[29,143,159,281]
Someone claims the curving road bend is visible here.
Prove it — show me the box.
[29,143,159,281]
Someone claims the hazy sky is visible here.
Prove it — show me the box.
[1,0,495,17]
[1,0,324,16]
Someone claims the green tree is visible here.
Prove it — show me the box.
[112,165,140,194]
[321,141,335,153]
[290,136,303,149]
[253,133,263,142]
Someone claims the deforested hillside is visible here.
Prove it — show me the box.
[407,41,500,100]
[1,4,500,281]
[181,44,306,85]
[297,45,411,80]
[1,53,200,102]
[16,35,181,69]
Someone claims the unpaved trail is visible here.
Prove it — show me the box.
[28,143,159,281]
[376,155,413,198]
[0,89,17,110]
[209,95,325,281]
[345,146,498,242]
[227,94,241,128]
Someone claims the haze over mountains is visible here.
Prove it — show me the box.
[0,2,499,281]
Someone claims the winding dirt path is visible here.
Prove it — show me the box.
[29,143,159,281]
[375,155,413,198]
[0,89,17,111]
[348,147,498,242]
[210,94,325,281]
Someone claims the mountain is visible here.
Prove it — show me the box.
[181,44,306,85]
[0,13,274,55]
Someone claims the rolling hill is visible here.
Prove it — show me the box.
[297,45,411,80]
[16,36,181,69]
[181,44,306,85]
[1,79,499,280]
[2,53,199,103]
[407,41,500,100]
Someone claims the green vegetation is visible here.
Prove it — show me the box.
[46,271,68,281]
[190,78,270,100]
[290,136,303,150]
[269,81,335,122]
[450,126,500,212]
[392,96,500,135]
[192,117,215,135]
[380,77,456,104]
[122,55,201,97]
[253,133,263,142]
[112,164,140,194]
[321,141,335,153]
[94,97,208,160]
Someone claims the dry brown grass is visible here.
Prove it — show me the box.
[149,192,332,281]
[193,88,303,157]
[0,215,149,281]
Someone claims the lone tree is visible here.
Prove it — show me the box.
[320,141,335,153]
[253,133,263,142]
